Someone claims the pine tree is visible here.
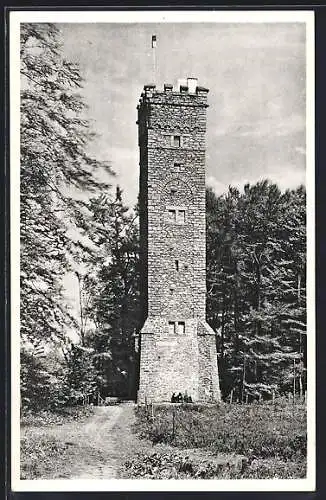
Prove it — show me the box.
[64,343,97,405]
[81,187,140,399]
[206,181,306,400]
[206,186,241,396]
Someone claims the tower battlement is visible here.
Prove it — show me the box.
[137,76,221,404]
[138,80,209,106]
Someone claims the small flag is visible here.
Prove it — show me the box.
[152,35,157,48]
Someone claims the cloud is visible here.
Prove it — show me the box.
[206,176,229,196]
[207,162,305,199]
[265,163,306,191]
[234,114,305,139]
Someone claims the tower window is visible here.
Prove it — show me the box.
[167,207,186,224]
[175,259,179,271]
[177,210,186,224]
[168,209,176,222]
[173,135,181,147]
[168,321,185,335]
[177,321,186,335]
[168,321,176,335]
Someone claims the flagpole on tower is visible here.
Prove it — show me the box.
[151,34,157,83]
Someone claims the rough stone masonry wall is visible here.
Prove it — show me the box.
[145,92,207,318]
[137,84,221,403]
[137,329,200,402]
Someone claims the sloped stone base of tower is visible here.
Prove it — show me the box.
[137,317,221,404]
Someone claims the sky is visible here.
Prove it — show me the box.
[59,22,306,208]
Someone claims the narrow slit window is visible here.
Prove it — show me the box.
[168,321,176,335]
[168,209,176,222]
[173,135,181,147]
[177,210,186,224]
[177,321,185,335]
[175,260,179,271]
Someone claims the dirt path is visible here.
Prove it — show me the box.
[69,405,126,479]
[69,403,140,479]
[22,403,144,479]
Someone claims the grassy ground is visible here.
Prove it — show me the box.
[20,405,138,479]
[126,399,306,479]
[20,400,307,480]
[21,406,95,479]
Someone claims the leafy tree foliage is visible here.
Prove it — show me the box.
[63,344,97,404]
[20,23,114,410]
[21,342,68,410]
[81,187,140,399]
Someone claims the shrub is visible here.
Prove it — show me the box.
[125,451,306,479]
[21,405,94,427]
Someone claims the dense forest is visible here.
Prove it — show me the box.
[206,183,306,401]
[20,23,306,413]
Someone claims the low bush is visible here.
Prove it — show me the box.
[230,457,306,479]
[125,450,306,479]
[125,450,235,479]
[21,436,74,479]
[21,405,95,427]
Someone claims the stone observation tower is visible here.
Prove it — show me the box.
[136,78,221,403]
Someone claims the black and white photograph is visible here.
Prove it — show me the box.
[10,10,315,492]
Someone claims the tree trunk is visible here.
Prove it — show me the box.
[293,358,296,403]
[221,291,226,359]
[234,260,239,342]
[241,355,246,403]
[76,272,85,346]
[297,273,303,397]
